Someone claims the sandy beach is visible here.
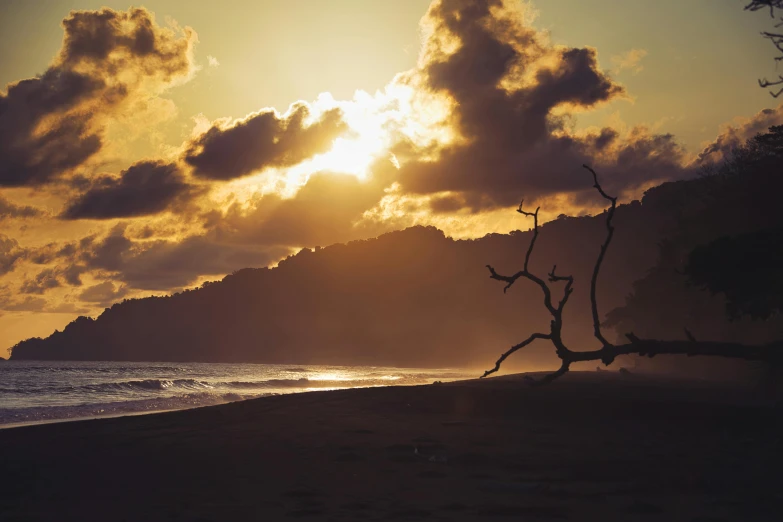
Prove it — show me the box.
[0,372,780,521]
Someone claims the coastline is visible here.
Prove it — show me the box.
[0,361,473,428]
[0,372,779,521]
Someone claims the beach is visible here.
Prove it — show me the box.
[0,372,779,521]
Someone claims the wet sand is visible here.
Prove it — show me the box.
[0,372,780,521]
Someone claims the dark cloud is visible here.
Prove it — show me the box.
[184,103,348,181]
[697,104,783,164]
[0,235,27,275]
[39,225,290,291]
[0,286,89,314]
[0,7,196,187]
[62,161,198,219]
[78,281,129,306]
[20,269,62,295]
[391,0,686,209]
[34,168,386,292]
[59,8,194,80]
[115,236,289,290]
[19,264,88,295]
[0,195,43,221]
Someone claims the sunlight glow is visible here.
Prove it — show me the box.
[204,80,459,215]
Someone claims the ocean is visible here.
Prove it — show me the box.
[0,361,473,428]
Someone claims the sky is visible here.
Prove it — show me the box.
[0,0,781,354]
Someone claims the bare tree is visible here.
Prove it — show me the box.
[746,0,783,96]
[481,166,783,383]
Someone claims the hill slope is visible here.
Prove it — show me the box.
[10,195,673,367]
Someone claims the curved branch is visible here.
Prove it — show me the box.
[486,265,524,293]
[516,200,540,272]
[486,265,558,315]
[583,165,616,348]
[480,333,551,378]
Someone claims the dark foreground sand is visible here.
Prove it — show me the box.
[0,372,780,522]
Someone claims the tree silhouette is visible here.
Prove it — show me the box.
[685,228,783,320]
[482,165,783,383]
[746,0,783,96]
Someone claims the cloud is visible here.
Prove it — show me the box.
[20,269,62,294]
[61,161,199,219]
[0,195,44,221]
[184,103,348,181]
[207,55,220,67]
[697,103,783,164]
[41,224,290,291]
[0,285,89,314]
[0,7,196,187]
[0,235,27,276]
[385,0,685,211]
[611,49,648,74]
[19,264,88,295]
[78,281,129,306]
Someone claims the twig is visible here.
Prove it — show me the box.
[480,333,551,378]
[517,200,540,273]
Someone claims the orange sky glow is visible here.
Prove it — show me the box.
[0,0,781,353]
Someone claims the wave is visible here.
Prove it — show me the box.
[84,378,215,392]
[223,378,409,389]
[0,376,403,395]
[0,378,213,395]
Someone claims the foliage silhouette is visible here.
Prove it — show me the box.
[686,228,783,319]
[605,125,783,355]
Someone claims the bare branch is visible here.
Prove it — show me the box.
[485,202,559,316]
[759,75,783,88]
[482,164,782,385]
[759,75,783,97]
[745,0,783,16]
[745,1,783,94]
[548,264,574,313]
[480,333,551,378]
[485,265,525,293]
[516,200,540,273]
[582,165,617,348]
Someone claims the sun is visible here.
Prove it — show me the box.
[305,134,385,180]
[299,92,393,180]
[277,85,454,193]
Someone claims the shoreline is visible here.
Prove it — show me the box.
[0,369,767,431]
[0,369,752,431]
[1,372,779,521]
[0,361,476,430]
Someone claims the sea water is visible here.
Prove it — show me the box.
[0,361,473,427]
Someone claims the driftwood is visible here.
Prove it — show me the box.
[481,165,783,383]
